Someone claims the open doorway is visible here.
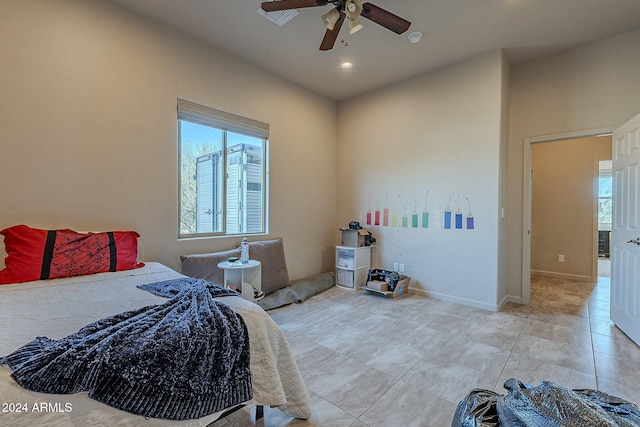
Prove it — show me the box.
[530,135,612,282]
[521,127,615,305]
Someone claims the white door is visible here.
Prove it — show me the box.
[611,112,640,345]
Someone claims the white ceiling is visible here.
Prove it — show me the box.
[109,0,640,101]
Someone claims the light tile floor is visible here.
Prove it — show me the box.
[214,272,640,427]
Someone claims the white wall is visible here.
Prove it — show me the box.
[507,28,640,301]
[336,50,509,311]
[0,0,337,278]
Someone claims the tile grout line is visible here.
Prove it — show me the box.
[494,313,527,392]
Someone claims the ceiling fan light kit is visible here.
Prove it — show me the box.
[345,0,364,34]
[321,7,340,30]
[348,17,364,35]
[260,0,412,50]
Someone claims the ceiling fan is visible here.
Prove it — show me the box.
[260,0,411,51]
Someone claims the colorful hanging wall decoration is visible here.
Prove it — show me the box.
[401,203,409,228]
[411,196,419,228]
[465,197,475,229]
[391,207,398,227]
[455,195,463,229]
[383,195,389,227]
[444,190,454,229]
[360,190,476,231]
[422,191,429,228]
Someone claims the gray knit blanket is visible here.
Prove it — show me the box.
[1,278,252,420]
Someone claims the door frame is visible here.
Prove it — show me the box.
[521,126,615,305]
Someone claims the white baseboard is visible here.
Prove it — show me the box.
[531,269,595,283]
[506,295,524,305]
[496,294,510,311]
[409,286,500,312]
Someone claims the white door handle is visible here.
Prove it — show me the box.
[627,237,640,245]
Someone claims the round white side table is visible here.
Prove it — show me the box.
[217,260,262,301]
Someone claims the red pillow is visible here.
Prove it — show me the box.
[0,225,144,285]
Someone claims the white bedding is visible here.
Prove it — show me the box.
[0,262,310,426]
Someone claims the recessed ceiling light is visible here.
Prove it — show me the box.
[341,62,353,69]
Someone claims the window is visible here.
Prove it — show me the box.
[598,160,612,230]
[178,100,268,238]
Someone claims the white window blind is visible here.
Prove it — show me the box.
[177,99,268,139]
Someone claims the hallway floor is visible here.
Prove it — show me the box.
[598,257,611,277]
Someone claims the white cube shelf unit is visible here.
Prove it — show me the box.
[335,245,372,290]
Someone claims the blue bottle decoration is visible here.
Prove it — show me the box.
[455,209,463,229]
[444,190,455,229]
[467,212,475,229]
[444,209,452,229]
[465,197,474,230]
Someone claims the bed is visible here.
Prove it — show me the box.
[0,262,311,426]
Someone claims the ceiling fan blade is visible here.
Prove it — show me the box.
[361,2,411,34]
[261,0,328,12]
[319,12,345,51]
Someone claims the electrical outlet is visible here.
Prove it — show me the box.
[399,263,405,272]
[558,255,565,263]
[393,262,398,271]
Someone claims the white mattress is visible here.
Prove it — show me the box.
[0,263,310,426]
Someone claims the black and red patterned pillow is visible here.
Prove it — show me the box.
[0,225,143,285]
